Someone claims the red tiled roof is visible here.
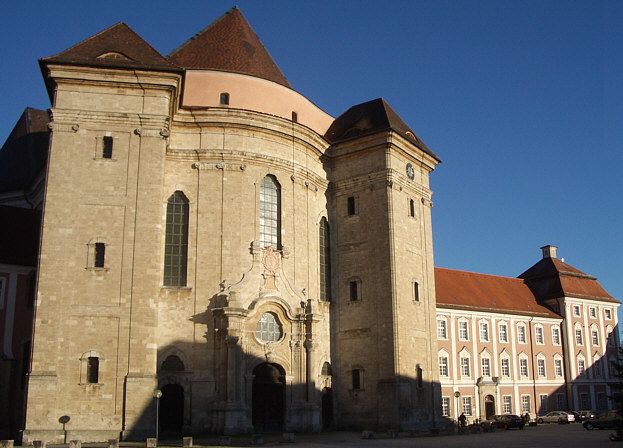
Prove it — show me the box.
[168,8,291,88]
[435,267,560,318]
[0,206,40,267]
[41,22,179,72]
[325,98,440,161]
[519,257,616,303]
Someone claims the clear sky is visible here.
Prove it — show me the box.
[1,1,621,311]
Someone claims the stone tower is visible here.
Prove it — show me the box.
[326,99,441,430]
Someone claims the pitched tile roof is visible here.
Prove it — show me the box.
[325,98,440,161]
[0,108,50,193]
[168,8,291,87]
[0,205,40,267]
[435,267,560,318]
[41,22,179,72]
[519,257,616,303]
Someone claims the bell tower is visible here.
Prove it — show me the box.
[326,98,441,430]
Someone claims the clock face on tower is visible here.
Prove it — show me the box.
[406,163,415,180]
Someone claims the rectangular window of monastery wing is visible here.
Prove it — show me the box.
[462,396,472,416]
[479,322,489,342]
[102,136,113,159]
[557,394,566,411]
[351,369,362,390]
[349,280,359,301]
[589,307,596,318]
[573,305,580,316]
[580,393,589,410]
[442,397,450,417]
[437,319,447,339]
[552,327,561,345]
[481,357,491,377]
[87,356,99,384]
[0,277,5,310]
[539,394,548,412]
[517,324,526,343]
[439,356,448,376]
[501,358,510,377]
[347,196,357,216]
[537,359,546,377]
[605,309,612,320]
[520,358,529,377]
[413,281,420,301]
[521,395,530,413]
[164,191,189,287]
[592,329,599,346]
[503,395,512,414]
[459,321,469,341]
[575,328,583,345]
[499,323,508,343]
[460,356,470,377]
[94,242,106,268]
[578,359,585,375]
[554,359,563,377]
[535,326,544,344]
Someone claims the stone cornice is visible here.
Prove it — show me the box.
[49,108,170,133]
[330,168,433,199]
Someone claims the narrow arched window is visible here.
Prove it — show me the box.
[319,217,331,301]
[164,191,189,286]
[87,356,99,384]
[259,175,281,248]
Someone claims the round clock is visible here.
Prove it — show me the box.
[406,163,415,180]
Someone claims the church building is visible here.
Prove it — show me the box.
[0,8,618,443]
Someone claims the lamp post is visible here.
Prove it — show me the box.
[154,389,162,444]
[454,391,461,424]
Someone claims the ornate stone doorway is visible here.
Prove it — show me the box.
[484,394,495,419]
[160,384,184,435]
[252,363,285,432]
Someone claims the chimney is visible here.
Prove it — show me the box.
[540,245,558,259]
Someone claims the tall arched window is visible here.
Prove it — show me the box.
[319,217,331,301]
[164,191,189,286]
[259,175,281,248]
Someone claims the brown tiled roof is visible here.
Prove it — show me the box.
[325,98,440,161]
[435,267,560,318]
[0,206,40,267]
[0,108,50,193]
[41,22,179,72]
[519,257,616,303]
[168,8,290,87]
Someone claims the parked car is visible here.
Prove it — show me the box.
[583,410,623,430]
[482,414,525,430]
[537,411,575,424]
[577,410,597,422]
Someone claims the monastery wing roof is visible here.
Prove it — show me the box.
[519,257,616,303]
[41,22,179,72]
[325,98,440,161]
[0,205,40,267]
[435,267,560,318]
[0,108,50,193]
[168,8,291,88]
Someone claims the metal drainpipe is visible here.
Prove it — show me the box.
[529,317,538,419]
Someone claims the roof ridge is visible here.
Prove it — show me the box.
[435,266,522,281]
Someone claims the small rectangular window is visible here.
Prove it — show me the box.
[94,242,105,268]
[219,92,230,105]
[573,305,580,316]
[347,196,357,215]
[87,356,99,384]
[413,281,420,301]
[462,396,472,415]
[503,395,512,414]
[605,309,612,320]
[552,327,561,345]
[416,365,423,388]
[499,323,508,343]
[589,307,596,318]
[409,199,415,217]
[291,111,298,122]
[554,358,563,377]
[442,397,450,417]
[439,356,448,376]
[501,358,510,377]
[352,369,362,390]
[349,280,359,301]
[535,327,544,344]
[521,395,531,413]
[437,319,447,339]
[102,136,113,159]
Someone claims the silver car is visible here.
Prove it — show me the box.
[537,411,575,424]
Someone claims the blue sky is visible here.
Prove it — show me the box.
[1,1,621,311]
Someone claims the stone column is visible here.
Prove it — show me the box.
[304,339,315,402]
[226,336,239,403]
